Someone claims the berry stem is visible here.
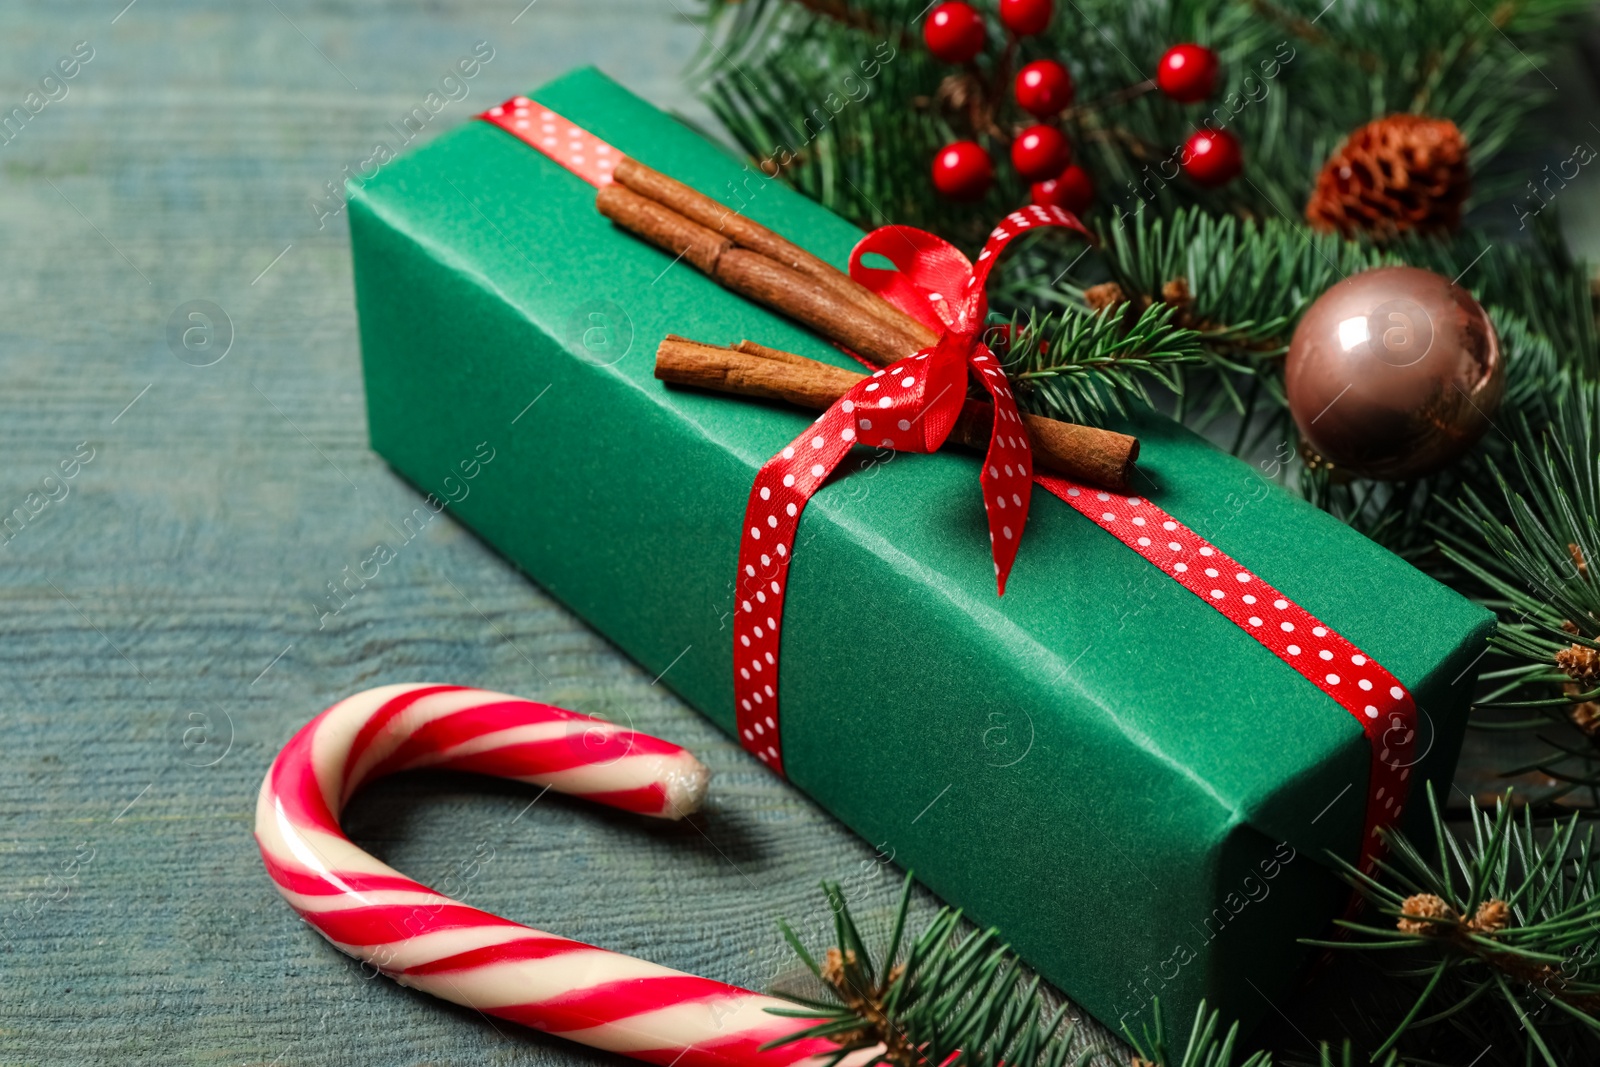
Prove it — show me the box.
[1060,78,1157,124]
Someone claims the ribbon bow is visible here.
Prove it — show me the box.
[732,205,1090,773]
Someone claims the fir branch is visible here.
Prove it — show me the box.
[1126,1003,1403,1067]
[1437,382,1600,673]
[1003,302,1206,426]
[1299,471,1445,562]
[1125,1000,1273,1067]
[764,872,1106,1067]
[770,880,1393,1067]
[1090,207,1388,359]
[1317,786,1600,1065]
[1434,383,1600,796]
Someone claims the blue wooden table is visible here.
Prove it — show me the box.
[0,3,1090,1063]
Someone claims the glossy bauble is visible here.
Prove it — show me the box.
[1157,44,1219,103]
[1182,128,1242,186]
[932,140,995,200]
[1010,125,1071,182]
[1286,266,1503,480]
[1014,59,1074,117]
[1030,164,1094,213]
[924,2,986,64]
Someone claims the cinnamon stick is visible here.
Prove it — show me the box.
[655,337,1137,489]
[715,250,916,368]
[596,182,921,366]
[594,184,732,275]
[597,184,917,367]
[614,158,936,352]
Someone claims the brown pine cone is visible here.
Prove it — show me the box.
[1306,115,1469,239]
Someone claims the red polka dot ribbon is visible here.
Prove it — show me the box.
[479,99,1415,876]
[732,207,1091,776]
[1034,477,1415,878]
[481,97,620,186]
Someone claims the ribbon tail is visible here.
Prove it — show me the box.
[969,347,1033,595]
[732,396,865,777]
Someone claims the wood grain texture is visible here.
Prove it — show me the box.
[0,3,1121,1065]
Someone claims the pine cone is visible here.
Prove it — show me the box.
[1306,115,1469,239]
[1397,893,1459,935]
[1557,643,1600,689]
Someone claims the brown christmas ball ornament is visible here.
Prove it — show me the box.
[1286,266,1503,481]
[1306,115,1469,239]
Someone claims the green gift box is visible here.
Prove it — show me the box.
[349,67,1493,1035]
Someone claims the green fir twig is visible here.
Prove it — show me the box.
[1314,785,1600,1064]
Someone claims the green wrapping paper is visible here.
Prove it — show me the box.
[349,67,1494,1034]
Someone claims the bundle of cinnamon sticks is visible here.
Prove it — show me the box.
[654,336,1134,487]
[596,158,1137,489]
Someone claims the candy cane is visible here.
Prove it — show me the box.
[255,684,851,1067]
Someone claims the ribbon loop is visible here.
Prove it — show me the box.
[734,205,1094,771]
[847,203,1093,594]
[849,226,978,333]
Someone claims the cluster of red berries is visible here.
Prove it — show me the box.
[922,0,1240,209]
[1158,44,1242,188]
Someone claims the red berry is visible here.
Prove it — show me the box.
[1010,125,1071,182]
[1182,129,1242,186]
[1031,164,1094,214]
[1157,43,1219,103]
[924,2,986,64]
[998,0,1052,36]
[932,140,994,200]
[1014,59,1074,117]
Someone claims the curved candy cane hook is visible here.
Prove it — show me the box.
[255,684,851,1067]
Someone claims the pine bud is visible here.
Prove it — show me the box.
[1084,282,1127,311]
[1571,700,1600,737]
[1397,893,1459,935]
[1556,643,1600,689]
[1468,899,1511,935]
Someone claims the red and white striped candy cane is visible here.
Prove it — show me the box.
[255,683,851,1067]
